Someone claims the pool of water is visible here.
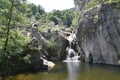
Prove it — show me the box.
[2,62,120,80]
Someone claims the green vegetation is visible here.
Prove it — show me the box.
[0,0,32,76]
[38,22,66,32]
[109,0,120,8]
[0,29,31,76]
[0,0,78,76]
[39,9,75,27]
[72,12,80,29]
[86,0,120,9]
[0,0,120,77]
[45,37,57,60]
[86,0,106,9]
[109,0,119,3]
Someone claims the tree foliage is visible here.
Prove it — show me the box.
[40,9,74,27]
[0,0,31,76]
[109,0,120,8]
[45,37,57,59]
[25,3,45,21]
[86,0,120,9]
[86,0,107,9]
[0,0,78,76]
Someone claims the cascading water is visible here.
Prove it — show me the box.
[63,33,80,80]
[64,33,80,62]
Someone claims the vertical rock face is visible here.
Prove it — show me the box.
[76,3,120,65]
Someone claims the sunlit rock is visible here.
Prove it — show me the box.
[76,3,120,65]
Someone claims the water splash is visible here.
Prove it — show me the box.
[67,35,73,48]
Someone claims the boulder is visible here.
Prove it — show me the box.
[41,30,68,60]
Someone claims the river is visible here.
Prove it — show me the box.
[1,62,120,80]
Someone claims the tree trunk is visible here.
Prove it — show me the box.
[4,0,14,53]
[3,0,14,76]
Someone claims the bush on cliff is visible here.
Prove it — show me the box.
[45,37,57,60]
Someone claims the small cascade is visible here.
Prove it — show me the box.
[64,33,80,62]
[67,35,73,48]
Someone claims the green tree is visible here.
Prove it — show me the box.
[45,37,57,60]
[109,0,120,8]
[25,3,45,21]
[38,5,45,15]
[0,0,31,76]
[40,8,74,27]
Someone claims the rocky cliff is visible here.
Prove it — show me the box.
[29,23,69,61]
[75,2,120,65]
[74,0,89,11]
[74,0,109,11]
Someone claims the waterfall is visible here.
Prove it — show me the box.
[64,33,80,62]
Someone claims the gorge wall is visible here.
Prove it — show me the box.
[75,0,120,65]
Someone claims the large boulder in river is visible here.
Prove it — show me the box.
[76,3,120,65]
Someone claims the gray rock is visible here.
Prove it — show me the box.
[31,23,48,49]
[76,3,120,65]
[41,30,68,60]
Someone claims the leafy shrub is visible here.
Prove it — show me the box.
[6,29,31,55]
[39,25,51,32]
[0,29,31,76]
[109,0,120,9]
[86,0,106,9]
[45,37,57,59]
[72,12,81,30]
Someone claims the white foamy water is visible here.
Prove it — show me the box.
[63,33,80,62]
